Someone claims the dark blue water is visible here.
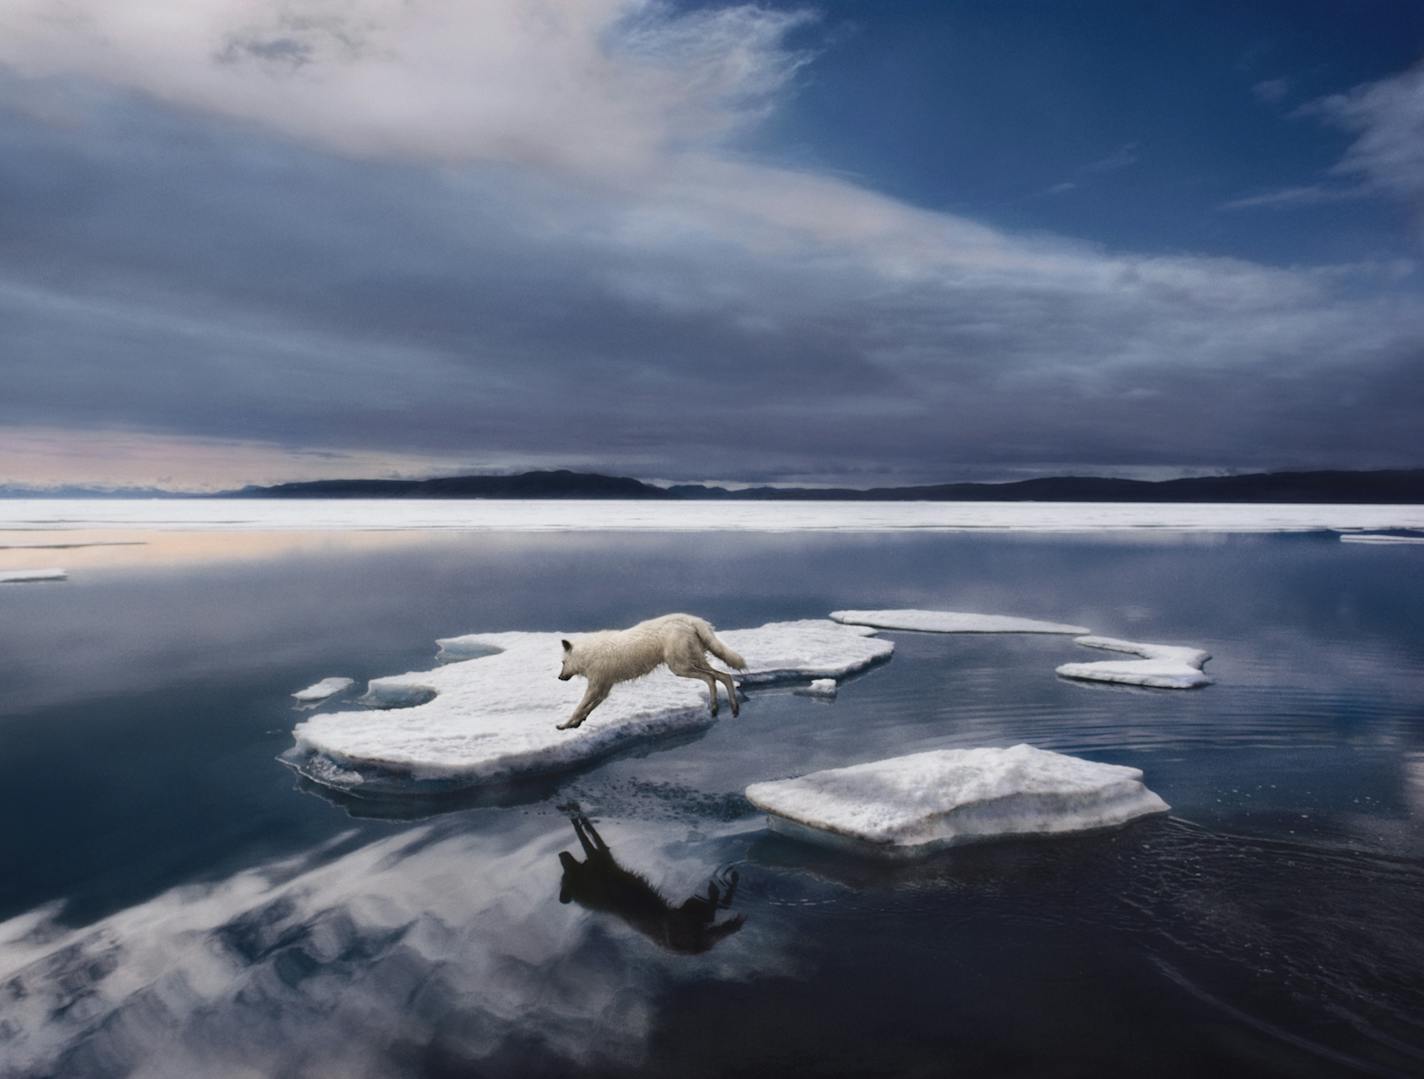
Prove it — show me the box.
[2,531,1422,1077]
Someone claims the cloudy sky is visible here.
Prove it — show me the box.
[1,0,1422,490]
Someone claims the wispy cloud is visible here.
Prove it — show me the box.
[1252,76,1292,105]
[1226,63,1424,238]
[1312,62,1424,218]
[1220,183,1367,211]
[1032,142,1138,199]
[1082,141,1140,174]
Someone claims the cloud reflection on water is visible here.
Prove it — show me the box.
[0,815,780,1078]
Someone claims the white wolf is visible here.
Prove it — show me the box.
[556,613,748,729]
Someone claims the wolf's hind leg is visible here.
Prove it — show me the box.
[571,815,599,857]
[667,654,721,716]
[702,673,721,715]
[695,663,739,717]
[578,814,610,853]
[714,668,739,716]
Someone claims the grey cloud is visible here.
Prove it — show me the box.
[0,0,813,174]
[1,23,1422,486]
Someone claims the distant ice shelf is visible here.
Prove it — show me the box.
[288,620,892,794]
[745,743,1169,856]
[1056,636,1212,689]
[1340,533,1424,545]
[7,499,1424,534]
[0,568,66,583]
[832,609,1089,634]
[292,677,355,703]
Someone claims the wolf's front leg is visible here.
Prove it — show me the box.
[558,682,608,729]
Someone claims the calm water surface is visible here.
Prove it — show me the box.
[1,529,1422,1077]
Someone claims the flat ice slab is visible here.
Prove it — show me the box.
[292,677,355,703]
[0,568,66,583]
[795,678,838,698]
[832,609,1089,634]
[745,743,1169,856]
[289,620,892,793]
[1340,533,1424,545]
[1056,636,1212,689]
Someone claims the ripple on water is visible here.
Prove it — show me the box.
[737,815,1424,1075]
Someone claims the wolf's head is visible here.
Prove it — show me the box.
[558,638,577,680]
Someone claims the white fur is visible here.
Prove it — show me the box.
[557,613,748,729]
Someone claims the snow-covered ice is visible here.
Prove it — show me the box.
[1340,533,1424,545]
[745,743,1169,856]
[0,568,66,583]
[719,619,889,685]
[7,498,1424,534]
[1056,636,1212,689]
[795,678,838,698]
[832,609,1089,634]
[292,676,355,703]
[289,620,892,793]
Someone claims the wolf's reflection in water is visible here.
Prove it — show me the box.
[557,809,746,954]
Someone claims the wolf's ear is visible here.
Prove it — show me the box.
[561,639,572,652]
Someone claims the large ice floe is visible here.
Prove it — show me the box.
[745,743,1169,856]
[0,568,66,583]
[832,609,1089,634]
[288,620,892,794]
[1339,533,1424,545]
[1056,636,1212,689]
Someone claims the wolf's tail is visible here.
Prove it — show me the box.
[696,621,747,670]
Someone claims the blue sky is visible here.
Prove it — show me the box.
[758,1,1424,263]
[0,1,1421,489]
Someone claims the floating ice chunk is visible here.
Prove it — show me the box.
[292,677,355,703]
[746,743,1169,856]
[1056,635,1212,689]
[723,618,891,685]
[290,620,892,793]
[0,568,66,583]
[1340,533,1424,545]
[795,678,838,698]
[831,609,1089,634]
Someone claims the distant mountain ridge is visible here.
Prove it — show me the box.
[220,468,1424,503]
[230,470,663,500]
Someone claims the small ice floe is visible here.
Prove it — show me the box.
[289,620,892,794]
[794,678,838,698]
[292,677,355,703]
[745,743,1169,857]
[831,609,1089,635]
[1056,636,1211,689]
[1340,533,1424,545]
[0,568,66,584]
